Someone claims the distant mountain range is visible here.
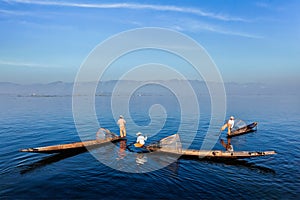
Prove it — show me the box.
[0,80,297,96]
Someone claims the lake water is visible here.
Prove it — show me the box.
[0,93,299,199]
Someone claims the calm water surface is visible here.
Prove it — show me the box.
[0,94,299,199]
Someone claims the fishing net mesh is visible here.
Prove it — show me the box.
[148,134,182,153]
[232,119,247,131]
[96,128,117,139]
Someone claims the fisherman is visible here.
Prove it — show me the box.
[117,115,126,138]
[221,116,235,136]
[134,132,147,148]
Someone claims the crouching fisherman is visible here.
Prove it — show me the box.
[134,132,147,148]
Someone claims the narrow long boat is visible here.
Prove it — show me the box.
[148,148,276,159]
[146,134,276,159]
[20,129,122,154]
[227,122,258,138]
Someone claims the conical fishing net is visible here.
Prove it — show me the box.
[232,119,247,131]
[96,128,117,139]
[147,134,182,153]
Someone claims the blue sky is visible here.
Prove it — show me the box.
[0,0,299,84]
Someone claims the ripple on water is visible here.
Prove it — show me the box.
[0,95,299,199]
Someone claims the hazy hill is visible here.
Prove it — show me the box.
[0,80,297,96]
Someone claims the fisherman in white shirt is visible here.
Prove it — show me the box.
[135,132,147,147]
[228,116,235,129]
[221,116,235,136]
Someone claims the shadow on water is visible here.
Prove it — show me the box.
[180,155,276,174]
[166,159,180,178]
[19,148,88,175]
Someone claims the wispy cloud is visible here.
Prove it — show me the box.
[164,18,263,39]
[255,2,286,11]
[177,25,262,39]
[2,1,261,39]
[0,59,60,68]
[5,0,249,22]
[0,8,31,16]
[255,2,271,9]
[212,28,263,39]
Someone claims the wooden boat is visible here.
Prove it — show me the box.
[20,137,123,154]
[148,148,276,159]
[146,134,276,159]
[227,122,258,138]
[20,129,123,154]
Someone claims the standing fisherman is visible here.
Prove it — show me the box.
[221,116,235,136]
[117,115,126,138]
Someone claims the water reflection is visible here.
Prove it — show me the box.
[166,159,180,178]
[117,140,127,160]
[181,156,276,174]
[220,137,234,151]
[136,154,147,165]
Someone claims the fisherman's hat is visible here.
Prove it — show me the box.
[230,116,234,119]
[119,115,123,118]
[136,132,142,136]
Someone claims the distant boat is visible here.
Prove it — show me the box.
[146,134,276,159]
[227,122,258,138]
[20,129,123,154]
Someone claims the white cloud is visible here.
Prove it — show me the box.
[254,2,286,11]
[0,59,61,68]
[0,8,31,16]
[213,28,263,39]
[255,2,271,9]
[2,1,262,39]
[160,17,263,39]
[5,0,249,22]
